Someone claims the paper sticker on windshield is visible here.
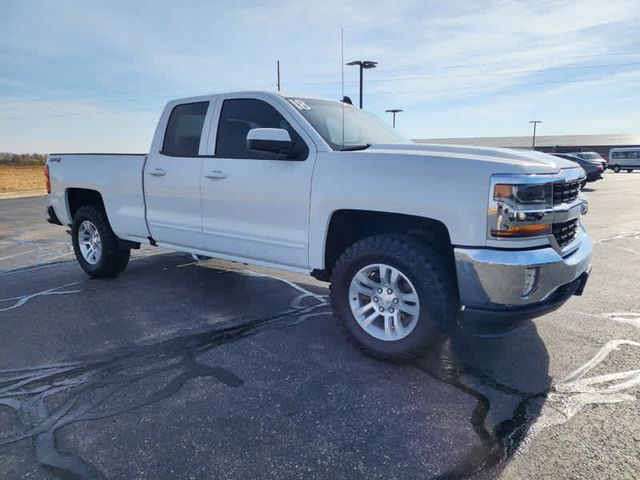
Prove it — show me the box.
[288,99,311,111]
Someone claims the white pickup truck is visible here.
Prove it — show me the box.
[46,91,592,360]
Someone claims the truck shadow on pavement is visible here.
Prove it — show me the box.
[0,253,550,479]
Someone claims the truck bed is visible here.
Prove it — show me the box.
[47,153,150,242]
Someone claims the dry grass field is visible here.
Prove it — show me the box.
[0,165,46,193]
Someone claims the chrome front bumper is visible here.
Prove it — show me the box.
[454,231,592,309]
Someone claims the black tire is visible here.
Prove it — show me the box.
[71,205,130,278]
[627,169,633,173]
[330,234,459,362]
[612,165,621,173]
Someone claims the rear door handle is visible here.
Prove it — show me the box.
[149,168,166,177]
[204,170,227,180]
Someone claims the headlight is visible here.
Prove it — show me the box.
[488,177,554,239]
[493,183,552,208]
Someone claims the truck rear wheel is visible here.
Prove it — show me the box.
[330,234,459,361]
[72,205,130,278]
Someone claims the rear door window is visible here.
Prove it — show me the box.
[162,102,209,156]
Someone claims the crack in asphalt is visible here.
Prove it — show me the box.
[594,231,640,243]
[0,281,83,312]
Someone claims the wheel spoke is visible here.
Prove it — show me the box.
[361,310,379,327]
[383,315,393,338]
[351,282,374,297]
[353,302,375,317]
[399,302,419,316]
[389,268,400,287]
[355,272,379,290]
[379,265,390,284]
[398,291,418,303]
[392,313,404,337]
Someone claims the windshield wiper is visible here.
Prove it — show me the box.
[341,144,372,151]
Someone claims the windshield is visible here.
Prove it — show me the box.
[285,97,411,150]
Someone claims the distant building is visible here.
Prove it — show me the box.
[414,134,640,160]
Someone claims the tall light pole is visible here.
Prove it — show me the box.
[529,120,542,149]
[346,60,378,108]
[385,109,403,128]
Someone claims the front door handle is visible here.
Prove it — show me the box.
[204,170,228,180]
[149,168,167,177]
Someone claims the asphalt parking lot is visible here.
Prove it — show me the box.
[1,172,639,480]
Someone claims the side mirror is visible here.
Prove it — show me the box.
[246,128,295,156]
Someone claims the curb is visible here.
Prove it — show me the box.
[0,190,47,200]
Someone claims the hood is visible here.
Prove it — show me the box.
[368,143,578,175]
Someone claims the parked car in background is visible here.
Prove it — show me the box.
[571,152,608,170]
[551,153,604,186]
[609,148,640,173]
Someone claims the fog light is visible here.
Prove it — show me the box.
[522,267,539,298]
[580,201,588,215]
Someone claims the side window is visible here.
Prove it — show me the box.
[215,99,308,160]
[162,102,209,156]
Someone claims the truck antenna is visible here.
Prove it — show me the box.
[277,60,281,92]
[341,27,345,150]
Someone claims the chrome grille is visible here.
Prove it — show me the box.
[553,179,581,205]
[553,219,579,248]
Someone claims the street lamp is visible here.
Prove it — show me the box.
[346,60,378,108]
[385,109,403,128]
[529,120,542,149]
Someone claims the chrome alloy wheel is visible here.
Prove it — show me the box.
[78,220,102,265]
[348,263,420,341]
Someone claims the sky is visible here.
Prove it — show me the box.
[1,0,639,153]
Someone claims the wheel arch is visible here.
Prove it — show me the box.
[66,188,105,221]
[313,209,456,285]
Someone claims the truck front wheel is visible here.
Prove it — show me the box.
[71,205,130,278]
[330,234,458,361]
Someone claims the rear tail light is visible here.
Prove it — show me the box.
[44,164,51,194]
